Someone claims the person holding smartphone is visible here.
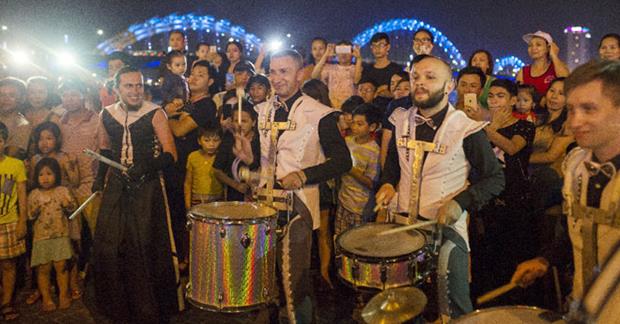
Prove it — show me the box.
[311,40,362,108]
[516,31,569,97]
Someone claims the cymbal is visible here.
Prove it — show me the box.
[362,286,427,324]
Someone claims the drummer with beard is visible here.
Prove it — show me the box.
[375,55,504,320]
[234,49,351,324]
[91,66,183,323]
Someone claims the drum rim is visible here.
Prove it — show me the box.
[336,223,427,259]
[188,201,277,220]
[454,305,552,321]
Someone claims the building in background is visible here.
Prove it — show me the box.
[564,26,591,71]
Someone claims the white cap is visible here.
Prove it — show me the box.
[522,31,553,45]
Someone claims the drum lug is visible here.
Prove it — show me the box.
[265,224,271,235]
[186,219,193,231]
[352,260,360,281]
[408,257,418,282]
[380,263,388,285]
[219,227,226,238]
[240,233,252,248]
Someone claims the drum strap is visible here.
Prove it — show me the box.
[397,137,446,225]
[437,240,455,317]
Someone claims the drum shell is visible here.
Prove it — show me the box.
[451,306,565,323]
[186,202,277,312]
[336,223,431,290]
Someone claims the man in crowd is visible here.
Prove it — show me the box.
[92,66,183,323]
[0,78,31,159]
[413,28,435,56]
[236,49,351,323]
[361,33,404,99]
[376,55,504,320]
[99,51,130,107]
[511,60,620,317]
[455,66,486,110]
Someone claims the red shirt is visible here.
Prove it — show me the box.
[522,63,557,96]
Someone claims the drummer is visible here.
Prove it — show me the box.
[511,60,620,311]
[234,49,351,324]
[375,54,504,320]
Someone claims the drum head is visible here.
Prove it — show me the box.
[189,201,276,220]
[453,306,564,323]
[337,223,426,258]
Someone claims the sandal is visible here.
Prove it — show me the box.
[1,304,20,320]
[71,288,83,300]
[26,290,41,305]
[41,301,57,312]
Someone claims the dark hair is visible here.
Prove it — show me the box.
[166,50,186,65]
[169,30,185,39]
[246,74,271,92]
[308,37,328,65]
[114,66,141,89]
[33,122,62,154]
[341,95,365,114]
[26,76,53,108]
[370,32,390,45]
[107,51,130,65]
[352,103,382,127]
[233,60,256,75]
[270,49,304,70]
[0,77,27,99]
[58,77,87,95]
[599,33,620,49]
[302,79,332,107]
[0,121,7,141]
[467,49,494,75]
[517,84,540,104]
[195,42,210,52]
[390,71,410,92]
[33,157,62,189]
[198,126,223,140]
[226,41,245,58]
[457,66,487,87]
[336,40,353,46]
[414,28,434,44]
[191,60,217,80]
[232,100,258,121]
[566,60,620,110]
[358,78,378,89]
[490,78,518,97]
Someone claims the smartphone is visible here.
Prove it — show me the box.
[209,45,217,53]
[225,72,234,86]
[335,45,352,54]
[464,93,477,108]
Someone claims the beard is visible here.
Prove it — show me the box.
[412,84,446,109]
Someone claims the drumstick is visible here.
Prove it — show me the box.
[376,220,437,236]
[476,282,517,305]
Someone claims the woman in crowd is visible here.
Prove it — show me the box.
[302,37,328,82]
[468,49,495,108]
[23,77,59,128]
[516,31,569,97]
[599,33,620,61]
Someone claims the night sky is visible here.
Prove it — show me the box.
[1,0,619,61]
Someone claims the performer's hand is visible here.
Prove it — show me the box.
[279,172,304,190]
[232,128,254,165]
[375,184,396,209]
[436,199,462,225]
[511,257,549,287]
[236,183,250,195]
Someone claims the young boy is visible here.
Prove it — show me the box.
[335,104,381,240]
[339,95,365,136]
[0,122,27,320]
[184,127,224,210]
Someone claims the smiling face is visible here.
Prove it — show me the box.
[567,80,620,156]
[269,55,303,101]
[599,36,620,61]
[115,71,144,110]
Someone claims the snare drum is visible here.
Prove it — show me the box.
[186,202,277,312]
[337,223,430,290]
[452,306,565,323]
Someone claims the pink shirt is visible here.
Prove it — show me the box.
[321,64,357,109]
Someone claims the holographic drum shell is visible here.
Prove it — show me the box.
[337,223,430,290]
[186,202,277,312]
[452,306,565,323]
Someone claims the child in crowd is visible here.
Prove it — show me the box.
[214,101,260,202]
[184,127,224,210]
[339,95,365,137]
[311,40,362,109]
[161,50,189,117]
[334,104,381,241]
[357,79,377,104]
[0,122,27,321]
[28,158,77,311]
[29,122,79,188]
[514,84,539,123]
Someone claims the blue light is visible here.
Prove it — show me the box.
[493,55,526,76]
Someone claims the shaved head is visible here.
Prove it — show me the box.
[414,56,453,81]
